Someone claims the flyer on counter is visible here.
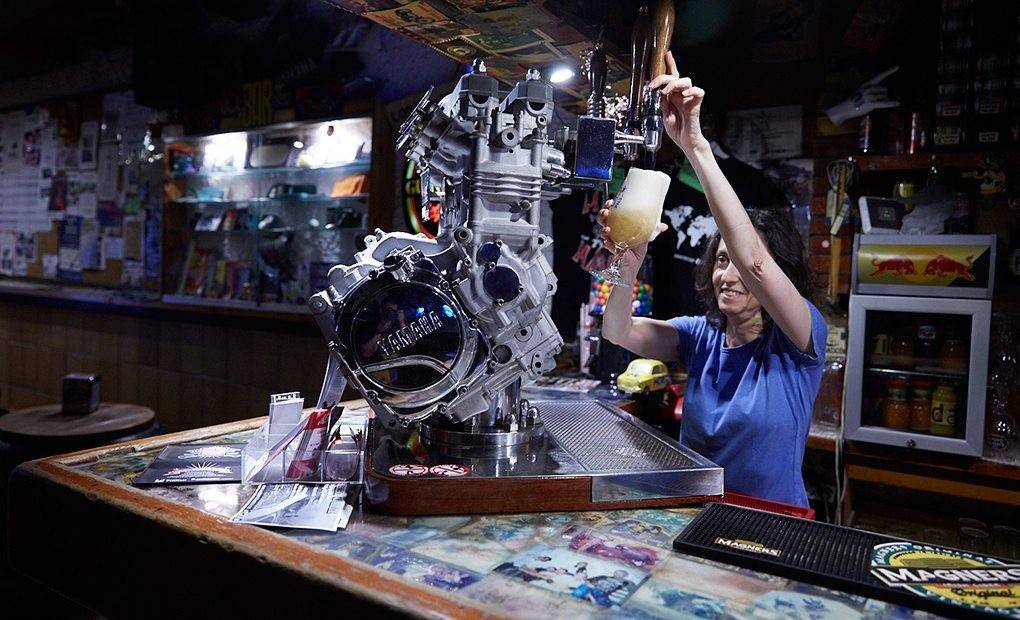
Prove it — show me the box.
[132,444,244,485]
[230,483,349,532]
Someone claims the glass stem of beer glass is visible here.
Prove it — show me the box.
[598,241,629,286]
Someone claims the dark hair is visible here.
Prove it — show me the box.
[694,208,814,331]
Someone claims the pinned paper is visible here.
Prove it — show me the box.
[103,236,124,260]
[42,253,58,278]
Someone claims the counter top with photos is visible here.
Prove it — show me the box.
[9,416,942,619]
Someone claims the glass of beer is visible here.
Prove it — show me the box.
[594,167,671,285]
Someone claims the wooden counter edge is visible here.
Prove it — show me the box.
[7,415,502,620]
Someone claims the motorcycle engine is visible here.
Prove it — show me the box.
[310,62,578,438]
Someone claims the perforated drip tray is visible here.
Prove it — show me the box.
[369,399,723,501]
[674,503,1020,619]
[538,400,699,472]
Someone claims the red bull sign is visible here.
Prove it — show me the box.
[854,235,995,299]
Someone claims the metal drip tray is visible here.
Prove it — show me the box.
[369,399,723,504]
[539,400,698,472]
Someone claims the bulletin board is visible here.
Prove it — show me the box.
[0,91,163,291]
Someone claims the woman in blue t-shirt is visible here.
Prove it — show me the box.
[600,53,826,507]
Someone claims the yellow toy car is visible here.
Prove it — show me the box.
[616,359,671,395]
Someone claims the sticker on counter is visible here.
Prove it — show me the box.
[429,464,471,477]
[870,541,1020,615]
[388,464,429,477]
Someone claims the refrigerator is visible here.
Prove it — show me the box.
[844,234,996,456]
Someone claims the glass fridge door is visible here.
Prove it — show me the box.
[846,295,990,456]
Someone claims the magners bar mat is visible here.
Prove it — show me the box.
[673,503,1020,618]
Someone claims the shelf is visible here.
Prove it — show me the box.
[162,294,259,310]
[172,160,370,179]
[257,302,310,315]
[858,423,963,440]
[865,366,967,381]
[171,194,368,206]
[0,280,317,324]
[256,227,367,235]
[162,295,312,315]
[853,151,1002,172]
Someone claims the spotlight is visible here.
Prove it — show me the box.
[549,66,575,84]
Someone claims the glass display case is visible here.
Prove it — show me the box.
[844,234,996,456]
[162,117,372,311]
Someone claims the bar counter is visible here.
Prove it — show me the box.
[7,407,951,620]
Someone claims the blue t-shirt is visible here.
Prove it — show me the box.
[668,300,827,507]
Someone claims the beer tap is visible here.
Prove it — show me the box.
[624,5,652,162]
[586,39,608,118]
[580,4,679,171]
[642,0,675,168]
[611,0,676,166]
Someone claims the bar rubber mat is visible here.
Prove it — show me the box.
[673,503,1020,618]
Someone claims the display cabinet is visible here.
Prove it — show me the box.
[844,234,996,456]
[162,117,372,311]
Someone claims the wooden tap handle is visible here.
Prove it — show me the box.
[649,0,675,78]
[627,5,652,126]
[586,40,608,116]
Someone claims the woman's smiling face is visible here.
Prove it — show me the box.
[711,238,762,320]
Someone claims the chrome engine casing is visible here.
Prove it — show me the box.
[310,65,572,432]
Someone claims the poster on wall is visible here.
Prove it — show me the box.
[95,142,120,202]
[97,200,123,230]
[723,105,803,162]
[101,91,151,150]
[14,233,35,276]
[57,215,83,281]
[122,259,144,287]
[144,199,161,279]
[42,253,58,279]
[0,232,14,275]
[122,215,144,260]
[78,219,103,270]
[16,233,35,262]
[69,172,98,218]
[0,109,52,233]
[48,171,68,213]
[78,120,98,170]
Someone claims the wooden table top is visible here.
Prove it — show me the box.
[6,414,941,619]
[0,402,155,443]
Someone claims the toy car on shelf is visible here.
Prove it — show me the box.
[617,359,671,395]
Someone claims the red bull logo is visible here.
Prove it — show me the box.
[923,255,975,281]
[870,255,916,277]
[859,242,990,289]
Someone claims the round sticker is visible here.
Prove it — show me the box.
[870,541,1020,614]
[388,463,429,477]
[429,464,471,477]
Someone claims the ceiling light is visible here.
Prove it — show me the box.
[549,66,575,84]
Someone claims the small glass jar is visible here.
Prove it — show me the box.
[868,333,891,366]
[890,335,914,368]
[910,380,933,432]
[883,379,911,429]
[941,338,967,373]
[915,323,939,369]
